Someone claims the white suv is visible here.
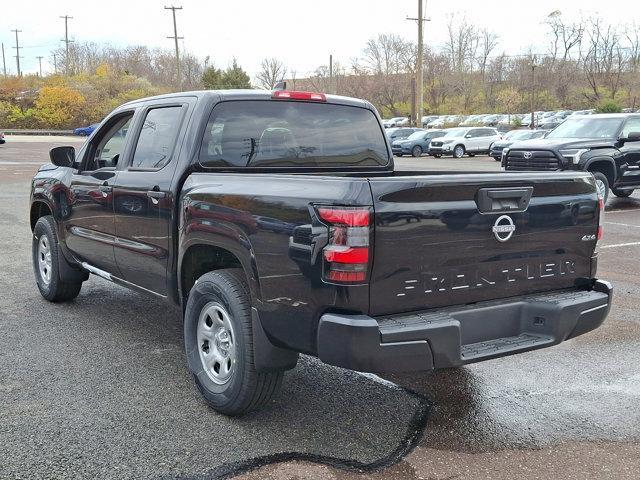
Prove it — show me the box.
[428,127,502,158]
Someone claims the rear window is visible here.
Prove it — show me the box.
[199,100,389,168]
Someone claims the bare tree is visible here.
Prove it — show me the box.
[582,17,624,101]
[256,57,287,90]
[478,28,499,78]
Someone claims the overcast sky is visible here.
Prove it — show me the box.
[0,0,631,78]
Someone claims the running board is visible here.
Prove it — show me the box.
[80,262,166,299]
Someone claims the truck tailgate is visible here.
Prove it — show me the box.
[368,172,599,316]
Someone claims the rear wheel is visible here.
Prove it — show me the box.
[453,145,465,158]
[493,156,502,162]
[592,171,610,204]
[612,188,633,198]
[184,269,284,416]
[411,145,423,157]
[32,216,83,302]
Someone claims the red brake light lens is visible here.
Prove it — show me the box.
[316,206,371,284]
[272,90,327,102]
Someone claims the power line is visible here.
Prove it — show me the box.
[60,15,73,74]
[165,5,183,89]
[11,29,22,77]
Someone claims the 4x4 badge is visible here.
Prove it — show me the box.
[492,215,516,242]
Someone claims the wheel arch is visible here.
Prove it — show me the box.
[30,200,54,231]
[179,241,260,307]
[585,157,616,186]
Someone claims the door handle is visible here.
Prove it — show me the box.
[147,190,167,205]
[99,182,112,196]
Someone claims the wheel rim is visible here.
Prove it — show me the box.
[413,147,422,156]
[197,302,236,385]
[455,146,464,157]
[37,236,52,286]
[596,179,607,199]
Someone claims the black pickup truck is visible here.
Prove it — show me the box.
[503,113,640,202]
[30,90,612,415]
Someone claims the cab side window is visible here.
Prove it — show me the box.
[130,106,184,170]
[84,115,133,171]
[621,118,640,138]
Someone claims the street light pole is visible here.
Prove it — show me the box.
[530,56,537,129]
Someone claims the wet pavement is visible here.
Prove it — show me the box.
[1,137,639,479]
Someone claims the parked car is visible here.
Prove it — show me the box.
[426,116,446,128]
[429,127,502,158]
[489,129,547,161]
[0,132,5,144]
[421,115,439,127]
[392,129,446,157]
[504,113,640,202]
[382,117,409,128]
[29,89,612,416]
[386,127,423,142]
[73,123,99,136]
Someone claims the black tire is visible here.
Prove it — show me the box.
[467,153,475,157]
[184,269,284,416]
[591,171,610,204]
[433,154,441,158]
[32,216,83,302]
[394,153,403,157]
[493,156,502,162]
[453,144,465,158]
[411,145,423,157]
[612,188,633,198]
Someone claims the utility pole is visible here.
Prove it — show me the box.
[329,54,333,94]
[52,53,58,74]
[530,56,537,129]
[60,15,73,75]
[407,1,430,127]
[11,29,22,77]
[165,5,183,89]
[36,56,44,76]
[1,43,6,76]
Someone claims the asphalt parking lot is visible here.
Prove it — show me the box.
[1,136,639,479]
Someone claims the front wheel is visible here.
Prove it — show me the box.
[32,216,83,302]
[612,188,634,198]
[184,269,284,416]
[411,145,423,157]
[592,171,610,204]
[453,145,465,158]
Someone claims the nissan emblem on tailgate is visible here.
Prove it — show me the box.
[493,215,516,242]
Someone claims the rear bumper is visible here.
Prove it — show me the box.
[317,280,612,373]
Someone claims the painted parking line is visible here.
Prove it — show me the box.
[606,208,640,214]
[605,221,640,228]
[601,241,640,249]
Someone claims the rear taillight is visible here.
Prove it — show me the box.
[316,206,371,284]
[272,90,327,102]
[597,195,604,241]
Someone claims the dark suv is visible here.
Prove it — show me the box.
[504,114,640,202]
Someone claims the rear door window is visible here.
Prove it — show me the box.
[130,106,184,170]
[199,100,389,168]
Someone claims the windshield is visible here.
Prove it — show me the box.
[441,128,466,138]
[199,100,389,168]
[507,130,536,140]
[546,117,623,139]
[407,131,426,140]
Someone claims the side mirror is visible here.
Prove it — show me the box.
[621,131,640,143]
[49,146,75,167]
